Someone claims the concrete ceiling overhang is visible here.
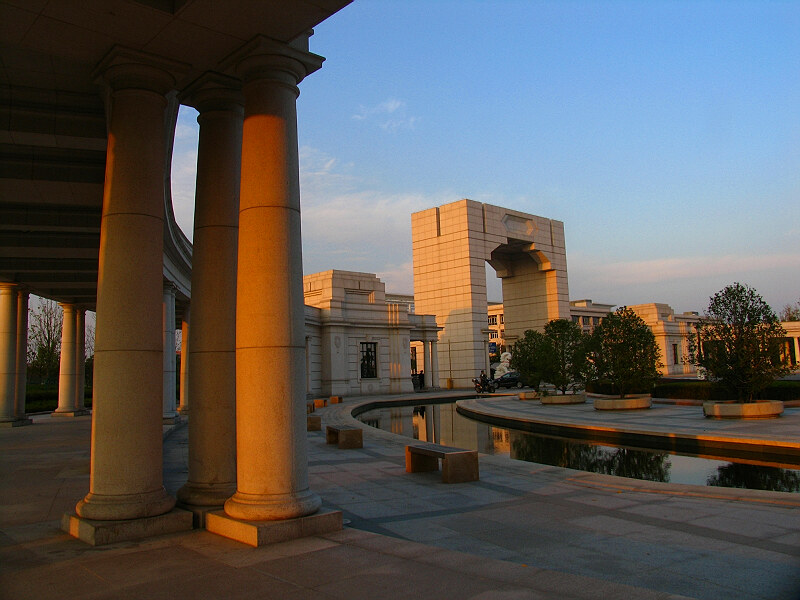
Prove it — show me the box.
[0,0,351,310]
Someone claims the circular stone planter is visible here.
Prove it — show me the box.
[703,400,784,419]
[591,394,652,411]
[541,393,586,405]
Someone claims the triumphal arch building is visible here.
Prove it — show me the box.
[412,200,571,388]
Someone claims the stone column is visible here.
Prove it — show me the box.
[75,49,186,522]
[178,309,189,414]
[422,340,432,388]
[223,37,323,521]
[0,284,18,423]
[794,336,800,367]
[430,340,440,389]
[55,304,77,414]
[163,283,178,423]
[14,290,30,421]
[176,74,242,511]
[75,308,85,409]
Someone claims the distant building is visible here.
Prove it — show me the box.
[303,271,440,397]
[780,321,800,368]
[569,299,615,334]
[486,300,702,377]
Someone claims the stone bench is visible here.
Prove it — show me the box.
[314,397,327,408]
[307,415,321,431]
[329,396,343,404]
[325,425,363,449]
[405,443,479,483]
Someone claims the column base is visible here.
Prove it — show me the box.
[163,414,183,425]
[0,417,33,427]
[176,481,236,527]
[51,409,90,418]
[76,488,176,521]
[223,489,322,521]
[62,508,193,546]
[205,507,342,547]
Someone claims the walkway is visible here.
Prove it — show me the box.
[1,393,799,600]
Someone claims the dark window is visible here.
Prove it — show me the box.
[672,344,679,365]
[360,342,377,379]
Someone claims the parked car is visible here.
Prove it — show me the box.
[493,371,526,389]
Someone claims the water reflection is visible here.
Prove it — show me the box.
[511,433,671,482]
[355,402,800,492]
[707,463,800,492]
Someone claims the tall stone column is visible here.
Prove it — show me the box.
[0,283,18,423]
[14,290,30,421]
[163,283,178,423]
[178,309,189,414]
[223,37,324,521]
[423,340,432,388]
[176,74,242,512]
[75,308,85,409]
[55,304,77,414]
[430,340,440,389]
[74,49,187,523]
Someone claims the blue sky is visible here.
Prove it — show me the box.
[172,0,800,314]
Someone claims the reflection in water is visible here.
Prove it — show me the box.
[355,402,800,492]
[707,463,800,492]
[511,433,671,482]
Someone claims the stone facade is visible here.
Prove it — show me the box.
[413,199,570,389]
[303,271,440,397]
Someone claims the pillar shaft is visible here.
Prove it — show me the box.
[14,290,29,417]
[423,341,432,386]
[430,341,440,389]
[76,52,179,521]
[0,284,18,421]
[75,308,85,409]
[163,283,177,420]
[178,311,189,414]
[177,75,242,508]
[224,39,322,521]
[56,304,76,412]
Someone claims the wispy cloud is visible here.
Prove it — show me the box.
[299,146,451,292]
[574,254,800,286]
[352,98,419,132]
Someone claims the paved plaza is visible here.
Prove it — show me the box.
[2,393,799,599]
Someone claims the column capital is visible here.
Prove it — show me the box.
[221,35,324,90]
[93,46,190,95]
[163,281,177,297]
[180,72,243,115]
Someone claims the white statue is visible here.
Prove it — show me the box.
[494,351,512,378]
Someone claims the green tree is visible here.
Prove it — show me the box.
[27,298,62,385]
[689,283,791,402]
[590,306,662,398]
[541,319,590,395]
[510,329,552,392]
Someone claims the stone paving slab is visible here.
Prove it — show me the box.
[2,397,800,599]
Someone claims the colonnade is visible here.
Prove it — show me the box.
[60,36,334,544]
[419,339,440,389]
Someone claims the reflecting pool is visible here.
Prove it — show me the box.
[355,402,800,493]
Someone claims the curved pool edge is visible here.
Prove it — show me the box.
[455,398,800,467]
[309,391,800,505]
